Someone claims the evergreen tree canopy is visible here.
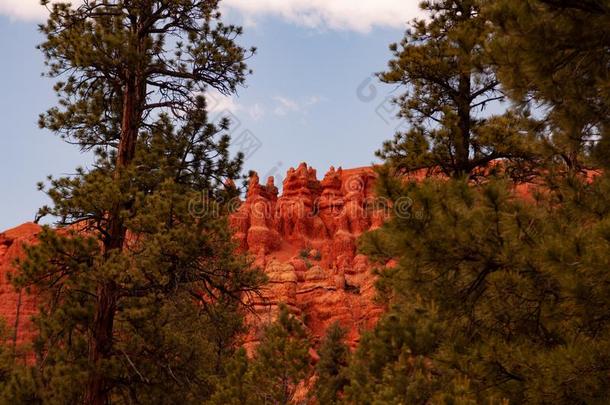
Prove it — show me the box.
[357,2,610,402]
[0,321,11,386]
[207,347,251,405]
[487,0,610,169]
[313,322,350,405]
[2,1,263,403]
[378,0,541,179]
[210,306,312,405]
[247,306,312,405]
[352,174,610,403]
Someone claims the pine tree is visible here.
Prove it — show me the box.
[353,4,610,399]
[378,0,541,179]
[345,1,610,403]
[353,174,610,403]
[210,306,312,405]
[344,298,465,404]
[247,306,312,405]
[486,0,609,169]
[312,322,349,404]
[207,348,250,405]
[7,1,263,403]
[0,320,40,404]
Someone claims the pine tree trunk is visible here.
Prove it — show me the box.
[456,72,472,178]
[85,4,146,396]
[84,57,144,405]
[84,282,118,405]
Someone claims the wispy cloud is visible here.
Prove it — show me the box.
[223,0,423,32]
[206,93,321,119]
[273,96,300,116]
[206,90,267,122]
[0,0,48,21]
[272,95,323,116]
[1,0,422,32]
[205,90,240,115]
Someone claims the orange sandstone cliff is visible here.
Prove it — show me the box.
[0,163,385,352]
[0,222,40,351]
[232,163,386,350]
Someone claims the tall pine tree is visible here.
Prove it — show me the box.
[487,0,609,170]
[348,1,610,402]
[5,1,263,403]
[378,0,541,179]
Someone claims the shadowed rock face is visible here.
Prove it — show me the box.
[0,164,386,354]
[230,163,387,351]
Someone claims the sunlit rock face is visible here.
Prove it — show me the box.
[231,163,386,351]
[0,164,589,364]
[0,223,41,356]
[0,164,387,355]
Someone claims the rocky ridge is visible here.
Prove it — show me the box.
[0,163,385,353]
[231,163,386,350]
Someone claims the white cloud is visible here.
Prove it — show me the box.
[304,95,323,107]
[205,91,267,122]
[1,0,422,32]
[0,0,78,21]
[0,0,46,21]
[205,94,319,119]
[272,95,323,116]
[273,96,300,116]
[223,0,423,32]
[206,89,240,115]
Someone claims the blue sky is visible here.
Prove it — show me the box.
[0,1,422,231]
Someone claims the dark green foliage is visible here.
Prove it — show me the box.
[378,0,541,179]
[487,0,610,169]
[1,0,264,403]
[313,322,349,405]
[0,321,12,392]
[351,175,610,403]
[0,320,40,404]
[345,300,480,405]
[354,1,610,402]
[37,0,253,161]
[210,306,312,405]
[247,306,312,404]
[207,348,251,405]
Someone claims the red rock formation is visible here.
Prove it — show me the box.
[0,223,41,355]
[0,164,597,366]
[232,163,385,351]
[0,164,385,356]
